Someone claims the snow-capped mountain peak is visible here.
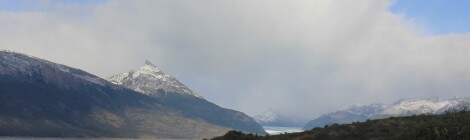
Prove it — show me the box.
[140,60,161,73]
[131,61,169,81]
[107,61,203,99]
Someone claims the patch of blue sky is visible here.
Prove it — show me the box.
[390,0,470,35]
[0,0,23,11]
[0,0,107,12]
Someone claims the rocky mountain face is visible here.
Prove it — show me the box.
[0,50,230,139]
[304,97,470,130]
[107,61,266,134]
[253,110,307,127]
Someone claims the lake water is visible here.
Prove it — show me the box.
[262,126,304,135]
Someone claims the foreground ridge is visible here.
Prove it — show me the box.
[213,109,470,140]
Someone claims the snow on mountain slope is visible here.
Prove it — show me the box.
[107,61,202,98]
[374,98,450,117]
[304,96,470,130]
[0,50,107,86]
[437,96,470,113]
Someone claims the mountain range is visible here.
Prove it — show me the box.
[303,96,470,130]
[0,50,265,138]
[3,49,469,138]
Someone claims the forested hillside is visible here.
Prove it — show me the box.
[212,109,470,140]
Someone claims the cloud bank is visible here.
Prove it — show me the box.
[1,0,470,118]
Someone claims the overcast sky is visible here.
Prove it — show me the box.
[1,0,470,120]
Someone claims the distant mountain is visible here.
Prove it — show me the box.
[107,61,266,134]
[436,96,470,113]
[0,50,230,138]
[253,110,307,127]
[371,98,451,119]
[304,97,470,130]
[303,104,386,130]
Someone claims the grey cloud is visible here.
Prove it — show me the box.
[1,0,470,119]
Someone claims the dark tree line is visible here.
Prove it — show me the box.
[211,108,470,140]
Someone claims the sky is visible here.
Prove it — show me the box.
[390,0,470,35]
[1,0,470,120]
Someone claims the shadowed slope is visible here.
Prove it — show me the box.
[0,51,229,138]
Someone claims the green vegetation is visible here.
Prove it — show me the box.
[212,109,470,140]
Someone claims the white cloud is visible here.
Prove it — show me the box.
[1,0,470,119]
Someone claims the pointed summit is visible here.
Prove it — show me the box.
[139,60,160,73]
[106,60,267,134]
[108,61,202,98]
[145,60,156,67]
